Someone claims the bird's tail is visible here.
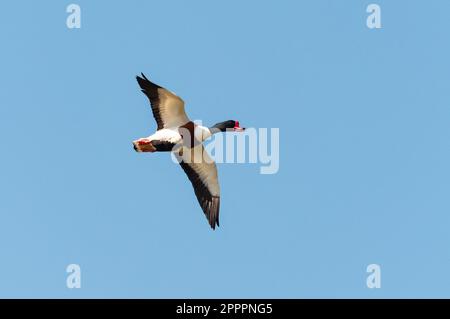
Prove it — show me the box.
[132,139,156,152]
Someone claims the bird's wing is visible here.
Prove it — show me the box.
[177,145,221,229]
[136,73,190,130]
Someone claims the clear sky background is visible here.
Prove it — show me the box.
[1,0,450,298]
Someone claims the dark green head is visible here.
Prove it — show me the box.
[210,120,245,133]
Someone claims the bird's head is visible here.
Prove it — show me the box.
[210,120,245,133]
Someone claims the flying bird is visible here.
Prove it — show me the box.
[133,74,245,229]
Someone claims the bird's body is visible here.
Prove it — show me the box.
[132,74,244,229]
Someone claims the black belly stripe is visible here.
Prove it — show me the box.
[152,140,177,152]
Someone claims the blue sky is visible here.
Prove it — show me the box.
[1,0,450,298]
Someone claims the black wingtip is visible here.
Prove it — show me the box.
[209,197,220,230]
[209,209,220,230]
[136,75,144,84]
[141,72,149,81]
[135,73,148,84]
[136,73,162,90]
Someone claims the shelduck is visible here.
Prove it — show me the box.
[132,74,245,229]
